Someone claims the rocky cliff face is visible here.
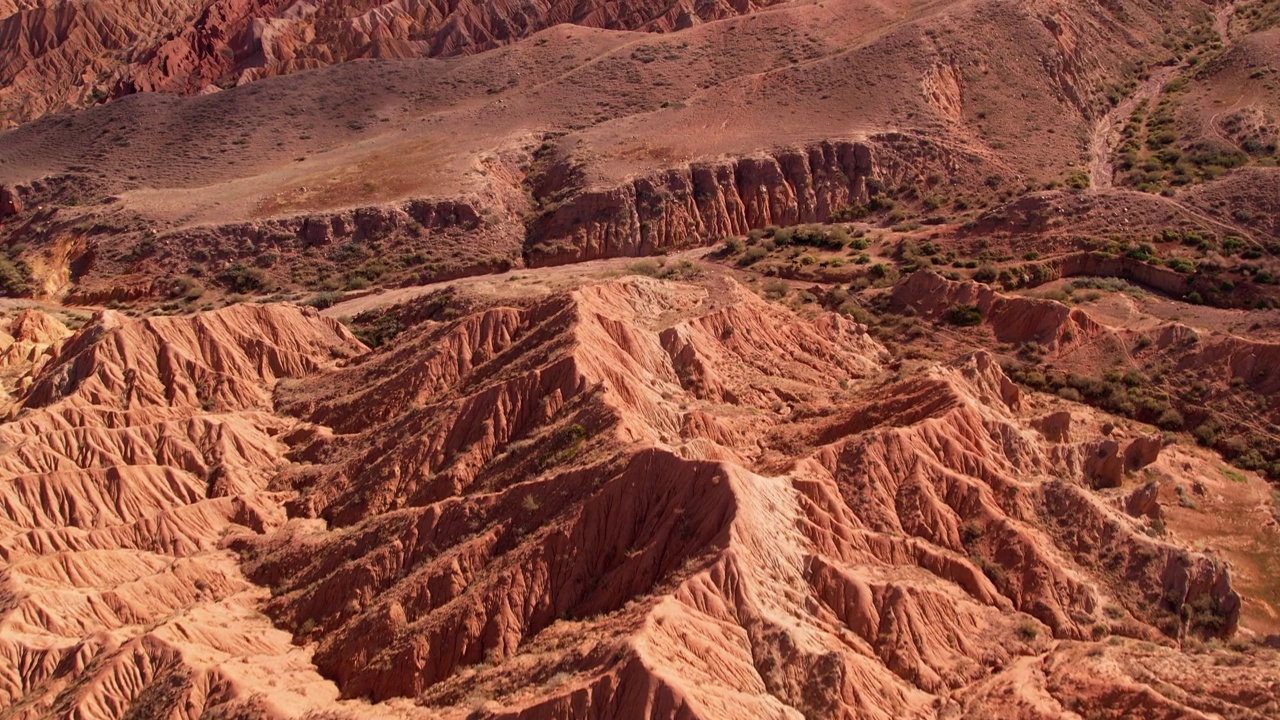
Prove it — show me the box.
[525,135,980,266]
[0,135,979,303]
[526,141,876,265]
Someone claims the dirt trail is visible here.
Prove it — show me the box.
[1213,0,1233,44]
[1205,3,1249,150]
[1088,1,1241,190]
[1087,66,1177,190]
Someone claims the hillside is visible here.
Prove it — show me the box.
[0,0,1274,305]
[0,0,1279,718]
[1,271,1277,718]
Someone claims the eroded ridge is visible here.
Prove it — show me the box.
[1,278,1277,719]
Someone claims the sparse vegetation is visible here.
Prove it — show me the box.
[946,304,983,326]
[346,310,402,348]
[216,263,272,294]
[303,291,343,309]
[0,256,33,297]
[538,423,589,469]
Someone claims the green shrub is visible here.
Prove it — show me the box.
[1193,417,1222,447]
[867,196,895,213]
[1156,408,1185,430]
[659,260,703,280]
[1126,243,1157,262]
[216,263,271,294]
[830,204,869,221]
[304,291,343,309]
[946,304,983,326]
[0,256,32,297]
[737,245,769,266]
[538,423,589,469]
[1058,387,1083,402]
[627,259,663,277]
[762,279,790,299]
[171,276,204,302]
[348,311,402,348]
[1222,236,1247,254]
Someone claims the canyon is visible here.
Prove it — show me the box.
[0,0,1279,717]
[1,274,1277,718]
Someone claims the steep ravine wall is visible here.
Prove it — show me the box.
[522,134,985,266]
[525,141,875,266]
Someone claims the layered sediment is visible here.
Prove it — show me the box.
[2,276,1273,719]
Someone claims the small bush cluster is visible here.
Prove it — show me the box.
[1190,413,1280,478]
[1003,363,1182,429]
[537,423,589,469]
[721,224,870,267]
[946,304,983,326]
[216,263,272,294]
[303,291,343,309]
[0,256,33,297]
[347,310,402,348]
[1118,87,1257,191]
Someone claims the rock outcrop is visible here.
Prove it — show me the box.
[0,185,19,217]
[892,269,1109,351]
[0,277,1272,719]
[1033,410,1073,442]
[525,135,979,266]
[526,142,875,265]
[0,308,69,406]
[0,303,365,718]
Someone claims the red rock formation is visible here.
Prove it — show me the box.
[1176,333,1280,395]
[1124,480,1162,519]
[525,136,980,266]
[892,270,1109,351]
[249,279,1255,713]
[527,142,874,265]
[1033,410,1073,442]
[0,278,1274,719]
[0,0,783,127]
[0,303,364,718]
[0,185,19,217]
[0,309,68,406]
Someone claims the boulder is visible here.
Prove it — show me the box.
[1124,480,1162,519]
[1124,434,1163,472]
[1085,439,1124,488]
[1033,410,1072,442]
[0,185,21,217]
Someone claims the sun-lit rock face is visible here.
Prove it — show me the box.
[1,277,1274,720]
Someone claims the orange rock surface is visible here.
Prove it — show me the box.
[1,277,1276,719]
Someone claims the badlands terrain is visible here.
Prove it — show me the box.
[1,0,1280,718]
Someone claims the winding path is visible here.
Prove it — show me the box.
[1087,66,1177,190]
[1087,1,1240,190]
